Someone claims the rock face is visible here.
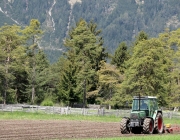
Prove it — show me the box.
[0,0,180,63]
[69,0,82,6]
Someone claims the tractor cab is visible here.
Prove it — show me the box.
[131,96,158,117]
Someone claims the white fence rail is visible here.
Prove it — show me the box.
[0,104,179,119]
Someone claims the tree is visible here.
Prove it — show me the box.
[134,31,148,46]
[97,61,123,106]
[23,19,43,104]
[87,20,107,71]
[111,42,129,73]
[61,19,107,106]
[121,38,171,106]
[34,50,50,104]
[162,28,180,107]
[0,24,26,104]
[57,58,79,106]
[11,45,29,103]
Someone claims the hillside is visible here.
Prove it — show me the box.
[0,0,180,62]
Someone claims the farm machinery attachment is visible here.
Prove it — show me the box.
[164,124,180,133]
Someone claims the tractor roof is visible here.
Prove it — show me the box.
[133,96,157,99]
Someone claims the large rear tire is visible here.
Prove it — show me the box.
[120,118,130,134]
[143,118,154,134]
[154,113,163,133]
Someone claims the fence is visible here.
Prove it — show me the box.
[0,104,179,119]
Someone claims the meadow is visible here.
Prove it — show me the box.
[0,111,179,124]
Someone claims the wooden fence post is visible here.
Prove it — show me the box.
[102,108,105,116]
[97,108,100,116]
[11,105,13,113]
[60,107,62,115]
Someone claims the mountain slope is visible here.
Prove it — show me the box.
[0,0,180,62]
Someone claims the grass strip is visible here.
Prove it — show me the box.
[84,134,180,140]
[0,111,121,122]
[0,111,179,125]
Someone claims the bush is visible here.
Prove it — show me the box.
[41,99,54,106]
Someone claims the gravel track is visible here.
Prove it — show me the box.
[0,120,179,140]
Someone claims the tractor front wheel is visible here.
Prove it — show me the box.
[120,118,130,134]
[143,118,154,134]
[154,113,163,133]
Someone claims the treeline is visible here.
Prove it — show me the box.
[0,19,180,108]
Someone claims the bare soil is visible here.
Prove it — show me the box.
[0,120,179,140]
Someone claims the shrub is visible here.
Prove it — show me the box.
[41,99,54,106]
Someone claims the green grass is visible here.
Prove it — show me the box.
[0,111,179,125]
[83,135,180,140]
[0,111,121,122]
[164,118,180,125]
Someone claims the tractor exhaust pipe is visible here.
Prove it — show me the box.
[139,93,140,111]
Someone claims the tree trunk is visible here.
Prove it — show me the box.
[4,55,10,105]
[31,48,36,104]
[83,79,86,108]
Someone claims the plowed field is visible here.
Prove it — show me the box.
[0,120,179,140]
[0,120,122,140]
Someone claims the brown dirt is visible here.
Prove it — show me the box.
[0,120,179,140]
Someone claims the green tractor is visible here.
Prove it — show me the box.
[120,96,164,134]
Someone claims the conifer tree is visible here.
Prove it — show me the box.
[0,24,26,104]
[23,19,43,104]
[34,50,50,104]
[111,42,129,73]
[134,31,148,45]
[61,19,107,106]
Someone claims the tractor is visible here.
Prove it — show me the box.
[120,96,164,134]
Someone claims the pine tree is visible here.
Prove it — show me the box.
[0,24,25,104]
[58,59,78,106]
[134,31,149,45]
[23,19,43,104]
[11,44,29,103]
[61,19,107,106]
[34,50,50,104]
[111,42,129,73]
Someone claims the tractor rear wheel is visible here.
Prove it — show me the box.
[120,118,130,134]
[143,118,154,134]
[154,113,163,133]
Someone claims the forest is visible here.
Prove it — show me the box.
[0,18,180,108]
